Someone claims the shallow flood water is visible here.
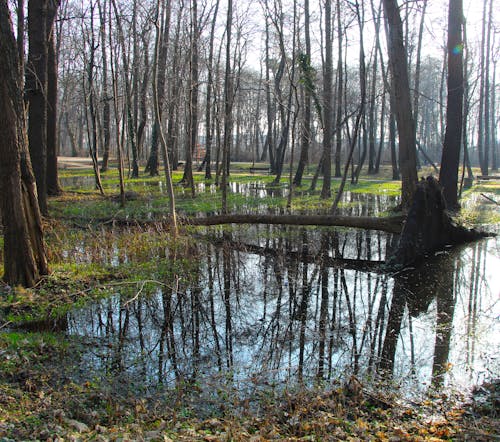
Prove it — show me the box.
[63,222,499,402]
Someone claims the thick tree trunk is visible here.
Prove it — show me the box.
[1,0,48,287]
[293,0,311,186]
[26,0,48,215]
[439,0,464,210]
[320,0,333,199]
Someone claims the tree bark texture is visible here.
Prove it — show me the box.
[26,0,48,215]
[0,0,48,287]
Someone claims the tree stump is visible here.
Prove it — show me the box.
[388,176,490,270]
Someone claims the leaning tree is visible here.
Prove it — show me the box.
[0,0,48,287]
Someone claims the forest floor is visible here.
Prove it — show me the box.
[0,165,499,441]
[0,330,498,441]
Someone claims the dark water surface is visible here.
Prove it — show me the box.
[51,178,500,400]
[64,224,499,401]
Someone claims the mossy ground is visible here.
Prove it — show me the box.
[1,165,499,440]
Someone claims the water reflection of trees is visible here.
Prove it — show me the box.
[67,230,497,394]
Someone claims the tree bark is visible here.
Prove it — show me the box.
[26,0,48,215]
[320,0,333,199]
[1,0,48,287]
[439,0,464,210]
[293,0,311,186]
[221,0,233,214]
[46,3,62,196]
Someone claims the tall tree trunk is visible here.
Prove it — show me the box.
[97,0,110,173]
[439,0,464,210]
[221,0,233,214]
[476,0,487,175]
[153,0,177,235]
[460,18,474,187]
[26,0,48,214]
[202,0,219,179]
[491,58,497,172]
[46,14,62,196]
[320,0,333,199]
[1,0,48,287]
[352,0,367,183]
[111,0,139,178]
[293,0,311,186]
[382,0,418,209]
[334,0,343,178]
[482,0,493,176]
[83,1,104,195]
[180,0,198,196]
[412,0,427,150]
[263,8,275,168]
[145,0,171,176]
[17,0,24,81]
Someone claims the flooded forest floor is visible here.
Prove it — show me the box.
[1,166,499,441]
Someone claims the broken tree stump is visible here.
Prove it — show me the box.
[388,176,491,270]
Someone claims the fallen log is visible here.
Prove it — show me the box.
[182,213,405,234]
[60,213,405,234]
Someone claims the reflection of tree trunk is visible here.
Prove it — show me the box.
[317,233,329,379]
[465,242,482,370]
[432,256,456,387]
[341,270,360,373]
[298,232,309,382]
[379,277,406,374]
[161,288,179,381]
[223,232,233,368]
[206,243,222,369]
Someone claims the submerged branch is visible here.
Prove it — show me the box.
[206,236,387,273]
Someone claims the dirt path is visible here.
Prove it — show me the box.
[58,156,99,169]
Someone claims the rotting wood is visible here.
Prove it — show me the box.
[387,176,493,270]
